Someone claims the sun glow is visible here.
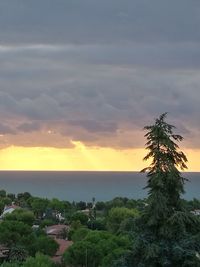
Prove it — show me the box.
[0,143,146,171]
[0,143,199,171]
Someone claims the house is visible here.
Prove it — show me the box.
[191,209,200,216]
[79,209,90,215]
[46,225,72,264]
[0,245,10,259]
[55,212,65,222]
[52,239,73,264]
[0,204,20,219]
[45,224,69,239]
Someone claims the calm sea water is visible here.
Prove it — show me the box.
[0,171,199,202]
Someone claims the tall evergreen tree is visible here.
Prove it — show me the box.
[141,112,188,234]
[119,113,200,267]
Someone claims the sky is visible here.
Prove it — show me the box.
[0,0,200,171]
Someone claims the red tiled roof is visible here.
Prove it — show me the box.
[55,239,73,256]
[52,239,73,263]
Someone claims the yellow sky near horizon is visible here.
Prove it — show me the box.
[0,142,199,171]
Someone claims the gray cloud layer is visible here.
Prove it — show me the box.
[0,0,200,44]
[0,1,199,149]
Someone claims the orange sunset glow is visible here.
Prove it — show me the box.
[0,144,199,171]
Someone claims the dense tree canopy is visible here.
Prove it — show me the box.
[63,230,130,267]
[107,207,139,233]
[4,210,35,226]
[0,220,32,247]
[23,253,54,267]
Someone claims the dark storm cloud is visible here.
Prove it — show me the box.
[0,0,199,148]
[0,0,200,44]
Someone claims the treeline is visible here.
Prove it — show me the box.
[1,188,199,217]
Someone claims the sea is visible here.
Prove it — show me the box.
[0,171,199,202]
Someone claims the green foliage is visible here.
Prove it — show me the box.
[0,253,55,267]
[185,198,200,211]
[23,253,54,267]
[67,219,83,240]
[7,194,15,201]
[141,113,191,231]
[142,113,187,217]
[2,197,12,206]
[75,201,87,210]
[8,246,28,262]
[17,192,31,201]
[0,200,5,213]
[0,196,12,213]
[71,211,88,225]
[62,200,72,210]
[87,218,106,230]
[101,248,129,267]
[0,218,58,258]
[95,201,106,211]
[63,230,131,267]
[106,197,127,210]
[63,240,102,267]
[29,197,49,218]
[0,190,6,198]
[0,262,21,267]
[39,219,55,228]
[5,210,35,226]
[98,197,145,215]
[107,207,139,233]
[29,235,58,256]
[71,227,90,242]
[118,218,136,236]
[0,220,32,246]
[48,198,65,212]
